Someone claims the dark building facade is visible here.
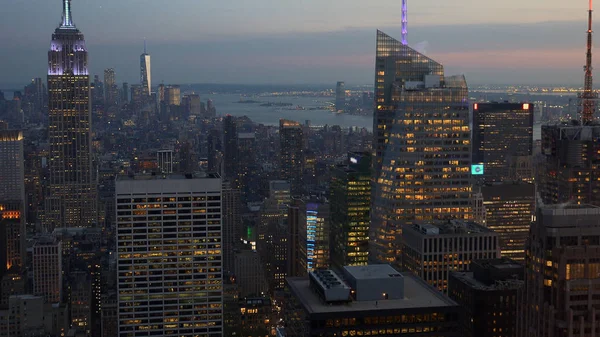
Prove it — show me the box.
[279,119,304,195]
[539,123,600,205]
[480,182,535,262]
[329,152,371,270]
[472,102,534,182]
[449,258,524,337]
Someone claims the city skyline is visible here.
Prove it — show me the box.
[0,0,596,86]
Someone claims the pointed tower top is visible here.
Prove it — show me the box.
[144,38,147,54]
[60,0,75,28]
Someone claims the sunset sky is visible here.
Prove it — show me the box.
[0,0,594,86]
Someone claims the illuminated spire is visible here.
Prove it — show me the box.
[401,0,408,45]
[61,0,75,28]
[581,0,597,124]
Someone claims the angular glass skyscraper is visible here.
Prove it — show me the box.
[45,0,97,229]
[140,44,152,96]
[371,31,472,267]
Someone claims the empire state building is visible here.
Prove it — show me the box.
[45,0,96,229]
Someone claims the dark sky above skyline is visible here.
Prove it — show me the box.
[0,0,595,87]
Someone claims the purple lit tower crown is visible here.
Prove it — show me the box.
[48,0,88,76]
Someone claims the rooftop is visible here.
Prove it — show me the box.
[117,172,220,181]
[409,220,492,236]
[287,274,456,314]
[451,271,523,291]
[343,264,402,280]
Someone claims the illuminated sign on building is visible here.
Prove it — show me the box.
[306,204,318,272]
[471,164,484,175]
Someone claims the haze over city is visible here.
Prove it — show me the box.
[0,0,595,86]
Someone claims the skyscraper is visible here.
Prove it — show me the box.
[519,204,600,337]
[472,102,534,182]
[279,119,304,195]
[371,31,472,267]
[329,152,371,270]
[32,238,62,303]
[335,81,345,113]
[140,42,151,96]
[116,173,223,337]
[223,115,239,183]
[46,0,97,230]
[0,130,25,204]
[222,182,241,274]
[103,68,118,108]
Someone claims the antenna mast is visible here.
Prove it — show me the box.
[582,0,597,124]
[401,0,408,45]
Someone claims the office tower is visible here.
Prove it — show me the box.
[101,293,118,337]
[472,102,534,182]
[238,132,257,199]
[371,31,472,267]
[519,204,600,337]
[540,123,600,205]
[258,184,291,294]
[158,84,165,103]
[103,68,118,108]
[164,85,181,106]
[223,115,239,182]
[116,173,223,337]
[284,265,462,337]
[0,130,25,205]
[223,274,242,337]
[69,270,92,334]
[330,152,371,270]
[449,258,524,337]
[303,199,330,272]
[182,94,201,116]
[234,250,268,298]
[121,82,128,103]
[239,297,274,337]
[335,81,345,112]
[46,0,96,229]
[287,200,305,277]
[402,221,500,293]
[222,182,241,274]
[279,119,304,195]
[156,149,174,174]
[140,43,151,96]
[32,238,62,303]
[0,202,23,273]
[93,75,104,104]
[207,129,223,174]
[480,182,535,262]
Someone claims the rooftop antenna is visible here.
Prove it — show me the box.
[581,0,598,124]
[401,0,408,45]
[144,38,147,54]
[61,0,74,28]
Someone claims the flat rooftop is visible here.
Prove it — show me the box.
[287,274,456,314]
[451,271,523,291]
[117,172,220,181]
[344,265,402,280]
[408,220,492,236]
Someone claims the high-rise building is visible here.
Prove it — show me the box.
[222,182,241,274]
[223,115,239,182]
[140,44,151,96]
[0,130,24,204]
[540,123,600,205]
[103,68,118,108]
[519,204,600,337]
[121,82,128,103]
[472,102,534,182]
[32,238,62,303]
[335,81,345,113]
[284,265,462,337]
[116,174,223,337]
[480,182,535,262]
[234,250,268,298]
[164,85,181,106]
[329,152,371,270]
[157,149,174,174]
[402,221,500,293]
[449,258,524,337]
[207,129,223,175]
[238,132,257,200]
[0,202,24,273]
[371,31,472,267]
[46,0,97,229]
[279,119,304,195]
